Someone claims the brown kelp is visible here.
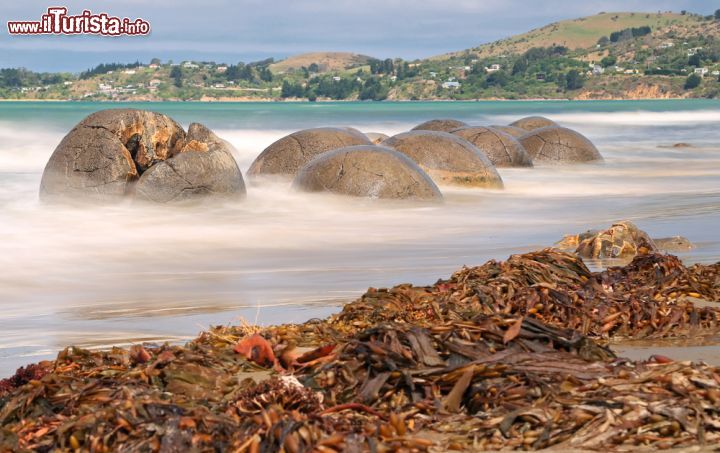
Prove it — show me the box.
[1,249,719,451]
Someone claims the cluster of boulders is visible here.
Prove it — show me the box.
[39,109,603,204]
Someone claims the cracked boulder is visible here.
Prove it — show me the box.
[489,125,527,138]
[519,127,603,163]
[451,126,533,168]
[40,109,186,202]
[381,130,504,188]
[411,119,468,133]
[247,127,371,179]
[292,145,443,201]
[135,123,245,203]
[509,116,558,131]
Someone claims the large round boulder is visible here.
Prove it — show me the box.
[450,127,533,168]
[247,127,371,178]
[490,125,527,138]
[40,109,186,201]
[135,123,246,203]
[519,127,603,163]
[411,119,468,133]
[381,131,504,188]
[292,145,442,201]
[510,116,558,131]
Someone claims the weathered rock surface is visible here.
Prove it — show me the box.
[381,130,504,188]
[451,126,533,168]
[490,125,528,138]
[364,132,389,144]
[247,127,371,178]
[40,109,186,201]
[654,236,695,252]
[556,221,656,259]
[519,126,603,163]
[135,123,246,203]
[509,116,558,131]
[40,109,245,203]
[411,119,468,133]
[292,145,443,201]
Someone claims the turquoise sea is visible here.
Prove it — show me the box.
[1,100,719,375]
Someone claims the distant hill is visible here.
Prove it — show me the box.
[269,52,374,73]
[434,12,703,60]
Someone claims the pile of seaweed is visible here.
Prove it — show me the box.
[1,250,719,451]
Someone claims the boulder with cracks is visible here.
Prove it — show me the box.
[519,126,603,163]
[451,126,533,168]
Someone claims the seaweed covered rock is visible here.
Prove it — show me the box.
[411,119,468,133]
[292,145,442,201]
[509,115,558,131]
[40,109,186,201]
[381,130,504,188]
[519,126,603,163]
[489,125,527,138]
[247,127,371,178]
[135,123,246,203]
[451,126,533,167]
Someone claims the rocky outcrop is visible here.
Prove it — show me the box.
[292,145,443,201]
[39,109,245,203]
[519,126,603,163]
[509,116,558,131]
[135,123,245,203]
[451,126,533,167]
[411,119,468,133]
[247,127,371,178]
[382,131,504,188]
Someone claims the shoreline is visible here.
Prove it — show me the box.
[1,248,719,451]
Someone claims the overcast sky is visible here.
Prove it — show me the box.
[1,1,716,72]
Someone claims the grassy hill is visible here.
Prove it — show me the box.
[435,12,701,60]
[269,52,373,74]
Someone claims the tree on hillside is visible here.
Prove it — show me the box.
[715,9,720,20]
[600,56,617,67]
[684,73,702,90]
[564,70,584,90]
[170,66,183,88]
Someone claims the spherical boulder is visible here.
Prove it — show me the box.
[510,116,558,131]
[411,119,468,133]
[490,125,527,138]
[40,109,186,201]
[381,131,504,188]
[450,127,533,168]
[292,145,442,201]
[247,127,371,178]
[135,123,246,203]
[364,132,389,144]
[519,126,603,163]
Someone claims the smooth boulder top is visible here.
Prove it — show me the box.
[247,127,372,178]
[519,126,603,163]
[450,126,533,168]
[489,125,528,138]
[411,119,469,133]
[135,123,246,203]
[39,109,245,203]
[509,116,558,131]
[40,109,186,201]
[292,145,443,201]
[381,130,504,188]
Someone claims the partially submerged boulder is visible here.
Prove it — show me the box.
[382,130,504,188]
[556,221,656,259]
[247,127,371,178]
[490,125,527,138]
[411,119,468,133]
[292,145,442,201]
[39,109,244,203]
[509,116,558,131]
[450,126,533,168]
[519,126,603,163]
[135,123,246,203]
[364,132,389,144]
[40,109,186,201]
[653,236,695,252]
